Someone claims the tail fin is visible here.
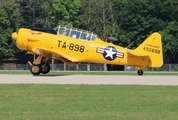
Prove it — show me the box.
[135,32,163,67]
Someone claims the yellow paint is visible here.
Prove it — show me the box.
[32,66,39,73]
[33,55,42,65]
[12,25,164,72]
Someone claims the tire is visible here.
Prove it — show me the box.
[41,63,50,74]
[137,70,143,76]
[30,64,42,75]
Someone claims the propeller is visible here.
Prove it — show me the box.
[12,24,20,40]
[15,23,20,33]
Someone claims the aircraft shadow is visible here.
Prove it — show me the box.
[33,74,71,77]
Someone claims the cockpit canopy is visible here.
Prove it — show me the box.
[53,25,99,41]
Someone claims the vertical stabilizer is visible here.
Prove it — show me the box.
[135,32,163,67]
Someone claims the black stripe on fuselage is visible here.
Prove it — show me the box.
[20,26,57,34]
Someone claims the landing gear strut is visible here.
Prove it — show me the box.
[30,55,51,75]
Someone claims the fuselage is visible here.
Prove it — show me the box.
[12,25,150,67]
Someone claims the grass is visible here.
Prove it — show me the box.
[0,70,178,76]
[0,84,178,120]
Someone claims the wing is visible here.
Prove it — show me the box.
[34,47,79,65]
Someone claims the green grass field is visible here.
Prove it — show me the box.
[0,70,178,76]
[0,84,178,120]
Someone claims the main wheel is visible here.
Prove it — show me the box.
[30,64,42,75]
[41,63,50,74]
[137,70,143,76]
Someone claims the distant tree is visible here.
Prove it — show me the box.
[17,0,53,28]
[79,0,118,40]
[50,0,82,27]
[0,1,21,64]
[161,21,178,63]
[117,0,178,64]
[0,0,177,64]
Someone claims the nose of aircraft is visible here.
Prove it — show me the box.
[12,32,17,40]
[12,28,29,51]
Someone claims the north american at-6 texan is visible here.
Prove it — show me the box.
[12,25,163,75]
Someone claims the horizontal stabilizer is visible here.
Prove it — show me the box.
[128,50,148,57]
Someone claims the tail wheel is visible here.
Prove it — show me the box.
[30,64,42,75]
[137,70,143,76]
[41,63,50,74]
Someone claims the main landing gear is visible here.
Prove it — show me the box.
[137,67,144,76]
[30,55,51,75]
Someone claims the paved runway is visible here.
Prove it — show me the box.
[0,74,178,85]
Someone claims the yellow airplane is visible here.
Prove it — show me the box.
[12,25,163,75]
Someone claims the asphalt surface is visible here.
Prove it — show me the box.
[0,74,178,85]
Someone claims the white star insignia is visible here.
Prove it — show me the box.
[105,47,116,59]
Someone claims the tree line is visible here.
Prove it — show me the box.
[0,0,178,64]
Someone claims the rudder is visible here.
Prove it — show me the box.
[135,32,163,67]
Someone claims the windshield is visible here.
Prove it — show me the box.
[53,26,58,31]
[57,25,99,41]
